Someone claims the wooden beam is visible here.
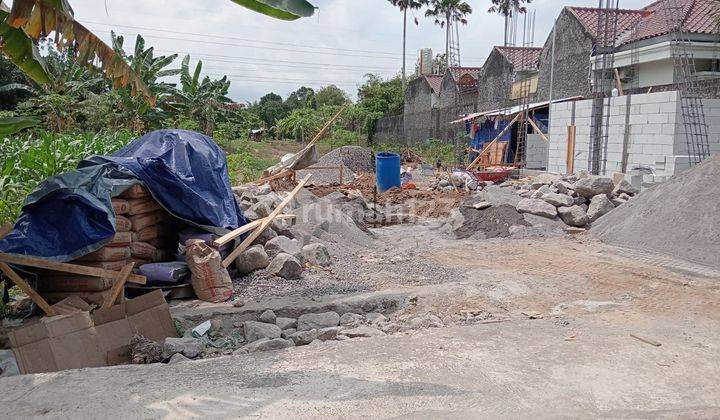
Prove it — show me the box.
[102,262,134,309]
[527,117,549,142]
[466,113,521,170]
[0,253,146,285]
[566,125,577,174]
[223,174,312,267]
[613,68,624,96]
[0,262,56,317]
[287,105,348,171]
[212,214,296,248]
[253,169,294,186]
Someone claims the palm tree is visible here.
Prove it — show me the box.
[488,0,532,46]
[424,0,472,68]
[387,0,428,87]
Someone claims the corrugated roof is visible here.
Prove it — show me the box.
[425,74,443,94]
[495,46,542,69]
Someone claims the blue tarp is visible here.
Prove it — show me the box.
[0,129,246,261]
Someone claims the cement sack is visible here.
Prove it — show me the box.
[132,224,167,242]
[37,275,113,293]
[185,239,233,302]
[127,198,162,216]
[111,199,130,215]
[106,232,133,247]
[120,184,150,199]
[130,241,157,260]
[79,260,129,271]
[130,211,167,231]
[115,216,132,232]
[77,246,131,262]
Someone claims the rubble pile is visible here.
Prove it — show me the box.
[502,172,639,231]
[429,171,480,192]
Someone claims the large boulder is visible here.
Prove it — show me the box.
[516,198,558,219]
[267,253,303,279]
[533,173,560,186]
[557,205,589,227]
[237,338,295,354]
[162,337,203,359]
[342,326,387,338]
[297,312,340,331]
[264,236,302,260]
[234,245,270,275]
[250,199,274,218]
[287,329,318,346]
[243,321,281,342]
[587,194,616,222]
[276,317,297,330]
[302,243,331,267]
[572,176,615,198]
[542,192,574,207]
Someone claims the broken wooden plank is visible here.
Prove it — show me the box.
[566,125,576,174]
[0,262,57,316]
[0,253,146,285]
[630,334,661,347]
[213,214,296,248]
[102,262,135,309]
[223,174,312,267]
[254,169,295,186]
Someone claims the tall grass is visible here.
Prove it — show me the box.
[0,131,134,224]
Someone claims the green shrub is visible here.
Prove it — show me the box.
[226,151,275,185]
[0,130,134,224]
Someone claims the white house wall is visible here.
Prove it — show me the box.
[548,91,720,177]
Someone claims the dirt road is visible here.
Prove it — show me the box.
[2,228,719,418]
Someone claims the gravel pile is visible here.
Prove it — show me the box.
[298,146,374,185]
[593,155,720,268]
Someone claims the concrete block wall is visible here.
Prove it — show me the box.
[546,91,707,177]
[526,133,548,170]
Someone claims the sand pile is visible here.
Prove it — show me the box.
[592,155,720,268]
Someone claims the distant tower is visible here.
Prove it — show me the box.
[418,48,433,75]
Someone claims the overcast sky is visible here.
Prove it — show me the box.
[64,0,650,103]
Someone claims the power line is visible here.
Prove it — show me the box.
[91,29,403,60]
[85,21,401,57]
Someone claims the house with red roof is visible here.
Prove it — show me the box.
[476,46,542,112]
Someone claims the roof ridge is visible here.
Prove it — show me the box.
[567,5,646,14]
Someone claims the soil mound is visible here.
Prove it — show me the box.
[592,155,720,268]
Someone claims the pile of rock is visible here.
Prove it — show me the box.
[508,172,639,230]
[429,171,480,192]
[231,184,334,280]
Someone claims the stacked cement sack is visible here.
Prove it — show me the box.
[38,185,178,305]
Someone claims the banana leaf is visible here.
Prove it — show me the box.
[0,3,51,84]
[0,116,40,137]
[230,0,315,20]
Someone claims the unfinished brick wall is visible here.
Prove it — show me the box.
[477,48,513,112]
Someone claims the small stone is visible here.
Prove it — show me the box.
[587,194,616,222]
[281,328,297,339]
[302,243,331,267]
[257,184,272,195]
[342,326,387,338]
[317,327,342,341]
[516,198,558,219]
[613,179,640,196]
[473,201,492,210]
[276,317,297,330]
[365,313,387,325]
[534,173,560,185]
[238,338,295,353]
[235,245,270,275]
[381,322,402,334]
[162,337,203,359]
[572,176,615,198]
[251,199,274,218]
[557,205,589,227]
[243,321,281,342]
[339,313,364,327]
[267,253,303,280]
[265,236,302,260]
[258,310,277,324]
[564,227,587,234]
[297,312,340,331]
[288,329,318,346]
[516,189,530,196]
[168,353,191,365]
[542,193,574,207]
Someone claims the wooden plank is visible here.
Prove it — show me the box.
[467,113,521,170]
[102,262,135,309]
[527,117,549,142]
[630,334,661,347]
[614,68,624,96]
[254,169,294,186]
[212,214,296,248]
[223,174,312,267]
[0,262,57,317]
[566,125,576,174]
[0,253,146,285]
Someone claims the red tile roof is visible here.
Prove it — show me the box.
[449,66,482,84]
[424,74,443,94]
[495,46,542,69]
[568,0,720,46]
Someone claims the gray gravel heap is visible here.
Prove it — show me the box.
[297,146,374,184]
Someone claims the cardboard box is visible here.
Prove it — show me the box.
[8,312,106,374]
[9,290,177,373]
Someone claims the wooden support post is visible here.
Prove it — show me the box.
[339,165,344,185]
[527,117,549,142]
[0,253,146,284]
[0,262,56,317]
[223,174,312,267]
[212,214,296,248]
[614,68,624,96]
[102,262,135,309]
[467,113,521,170]
[566,125,577,174]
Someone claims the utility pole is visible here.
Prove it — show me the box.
[402,7,407,88]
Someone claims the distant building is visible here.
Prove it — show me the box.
[404,74,443,144]
[476,46,542,112]
[417,48,433,76]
